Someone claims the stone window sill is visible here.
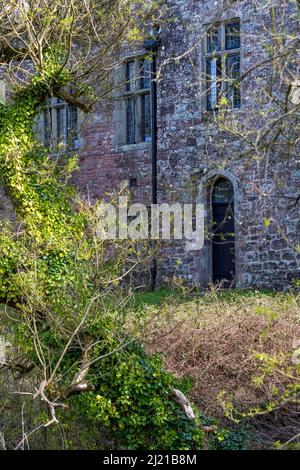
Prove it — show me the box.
[116,141,151,153]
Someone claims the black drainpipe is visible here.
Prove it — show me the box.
[143,32,160,291]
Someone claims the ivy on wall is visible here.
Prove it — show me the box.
[0,62,206,449]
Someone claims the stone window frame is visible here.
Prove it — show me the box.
[37,97,81,152]
[115,53,152,151]
[203,18,241,111]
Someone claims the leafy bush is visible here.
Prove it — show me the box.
[74,343,204,450]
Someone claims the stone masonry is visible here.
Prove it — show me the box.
[0,186,15,226]
[75,0,300,290]
[1,0,299,290]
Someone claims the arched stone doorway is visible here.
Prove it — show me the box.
[211,177,235,287]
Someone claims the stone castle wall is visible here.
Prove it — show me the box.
[1,1,298,290]
[75,0,300,290]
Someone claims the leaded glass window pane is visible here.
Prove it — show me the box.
[140,59,151,90]
[122,57,152,144]
[225,54,241,108]
[44,108,52,148]
[57,106,66,145]
[225,21,240,50]
[207,26,221,53]
[41,99,79,150]
[206,57,222,110]
[205,19,241,111]
[126,97,135,144]
[141,93,151,142]
[67,106,79,149]
[212,178,234,204]
[126,61,136,92]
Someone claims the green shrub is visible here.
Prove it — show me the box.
[74,342,204,450]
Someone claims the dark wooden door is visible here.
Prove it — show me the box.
[212,202,235,286]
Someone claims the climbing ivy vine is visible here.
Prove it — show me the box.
[0,66,206,449]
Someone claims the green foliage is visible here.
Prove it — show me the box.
[217,347,300,448]
[74,343,204,450]
[0,65,90,305]
[0,60,205,450]
[200,413,251,450]
[210,427,251,451]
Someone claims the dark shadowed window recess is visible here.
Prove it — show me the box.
[129,177,137,188]
[126,61,136,92]
[67,106,79,149]
[212,178,234,204]
[39,98,79,150]
[126,97,136,144]
[205,19,241,110]
[44,108,52,148]
[141,93,151,142]
[122,56,152,145]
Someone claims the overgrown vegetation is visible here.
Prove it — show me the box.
[0,0,208,451]
[0,71,208,452]
[128,288,300,449]
[0,0,299,451]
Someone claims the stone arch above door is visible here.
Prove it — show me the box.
[198,170,239,205]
